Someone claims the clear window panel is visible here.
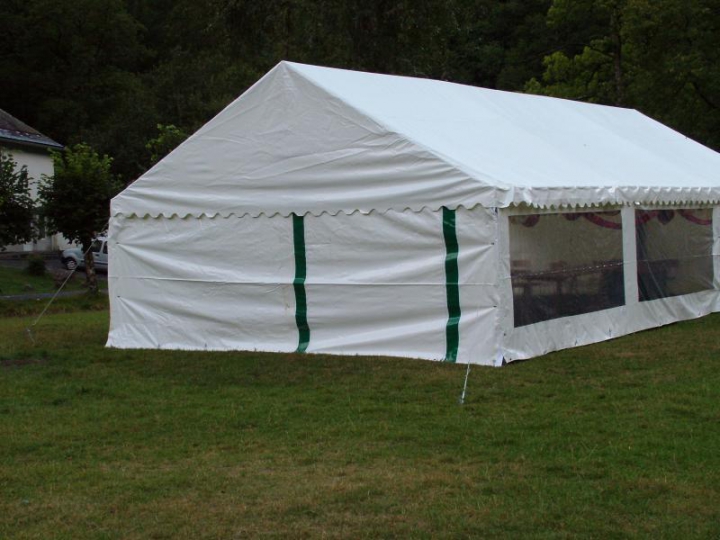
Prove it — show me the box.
[510,211,624,327]
[636,209,714,301]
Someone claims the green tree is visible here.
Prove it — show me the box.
[0,152,35,250]
[525,0,629,105]
[40,143,121,293]
[0,0,153,182]
[146,124,189,167]
[0,0,557,183]
[624,0,720,150]
[448,0,554,89]
[526,0,720,150]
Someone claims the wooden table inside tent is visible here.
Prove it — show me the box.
[511,261,625,298]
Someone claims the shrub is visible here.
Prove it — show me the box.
[25,254,46,276]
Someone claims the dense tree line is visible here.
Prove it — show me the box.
[1,0,718,184]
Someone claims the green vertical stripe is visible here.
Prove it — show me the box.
[442,207,461,362]
[292,213,310,353]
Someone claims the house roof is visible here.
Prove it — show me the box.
[0,108,62,150]
[113,61,720,218]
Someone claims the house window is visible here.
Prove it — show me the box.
[510,211,625,327]
[636,209,714,301]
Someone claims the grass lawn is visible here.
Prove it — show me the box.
[1,303,719,539]
[0,293,108,318]
[0,265,85,296]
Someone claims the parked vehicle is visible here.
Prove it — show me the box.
[60,236,108,271]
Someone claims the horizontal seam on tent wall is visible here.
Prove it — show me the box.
[111,196,720,220]
[110,203,490,220]
[508,202,717,216]
[110,277,498,287]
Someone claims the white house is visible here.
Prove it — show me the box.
[0,107,69,253]
[107,62,720,365]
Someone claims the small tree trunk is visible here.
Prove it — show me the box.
[82,241,99,295]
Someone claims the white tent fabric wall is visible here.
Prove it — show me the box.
[107,206,501,365]
[108,61,720,366]
[108,214,299,352]
[302,206,498,362]
[304,209,451,360]
[112,62,501,219]
[498,206,720,362]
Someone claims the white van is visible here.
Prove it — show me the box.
[60,236,108,271]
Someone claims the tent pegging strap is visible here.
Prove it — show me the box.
[292,213,310,353]
[442,207,461,362]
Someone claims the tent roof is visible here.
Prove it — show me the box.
[113,61,720,218]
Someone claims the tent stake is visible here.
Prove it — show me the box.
[459,360,471,405]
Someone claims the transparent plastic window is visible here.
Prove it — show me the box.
[636,209,714,301]
[510,211,624,327]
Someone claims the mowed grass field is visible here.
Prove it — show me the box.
[0,265,85,297]
[1,300,720,539]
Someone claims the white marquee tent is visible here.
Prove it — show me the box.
[108,61,720,365]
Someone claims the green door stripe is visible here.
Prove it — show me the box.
[292,213,310,353]
[442,207,461,362]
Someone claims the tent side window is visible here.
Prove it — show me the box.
[636,209,714,301]
[509,211,624,327]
